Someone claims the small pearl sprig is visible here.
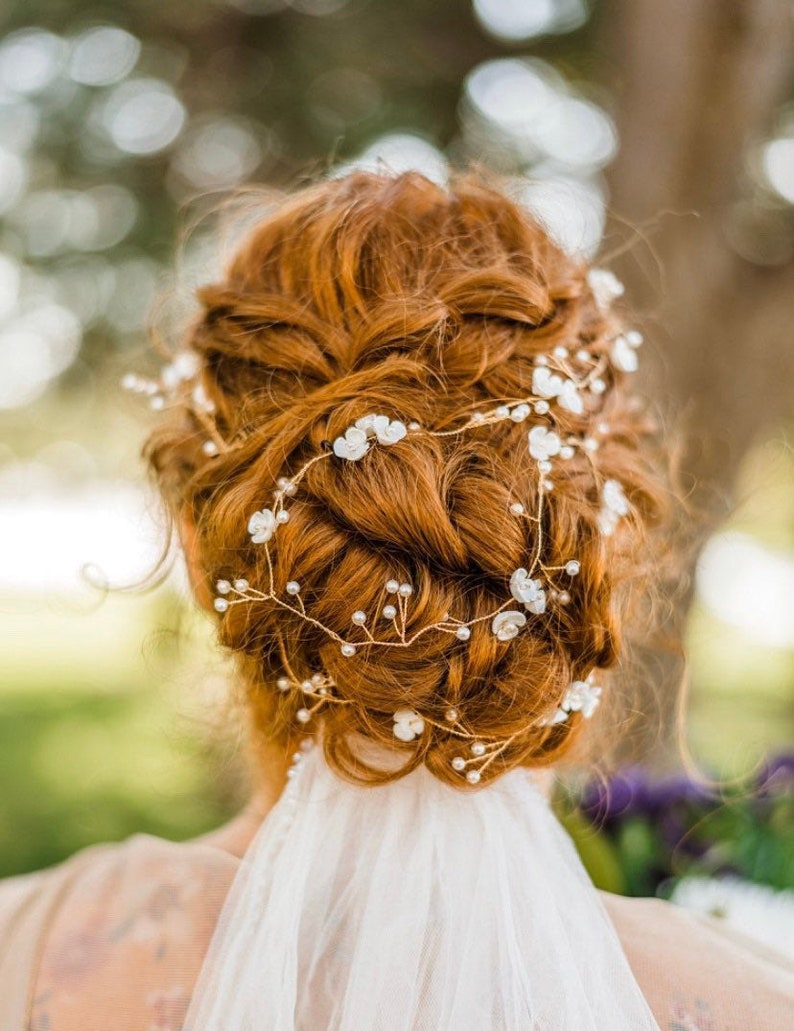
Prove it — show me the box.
[272,666,603,786]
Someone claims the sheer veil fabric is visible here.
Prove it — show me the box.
[185,741,660,1030]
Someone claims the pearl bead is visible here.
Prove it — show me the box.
[565,560,580,576]
[216,579,231,594]
[560,446,575,460]
[553,346,569,358]
[297,680,310,692]
[535,355,548,366]
[558,590,571,604]
[466,770,481,784]
[341,644,357,657]
[455,626,471,641]
[471,412,486,423]
[385,579,400,594]
[625,330,643,346]
[576,349,591,362]
[398,583,413,597]
[296,708,311,724]
[597,421,610,435]
[584,437,599,451]
[277,677,291,692]
[150,395,165,410]
[318,686,329,696]
[352,610,367,625]
[286,580,301,595]
[590,378,606,394]
[382,604,397,620]
[534,400,550,414]
[451,756,466,771]
[213,597,229,612]
[538,459,552,473]
[408,421,421,431]
[495,405,510,418]
[276,510,290,524]
[543,479,554,490]
[277,477,290,490]
[233,578,249,591]
[445,708,459,722]
[471,742,486,757]
[202,439,218,455]
[509,502,525,515]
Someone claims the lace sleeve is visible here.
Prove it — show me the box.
[0,835,238,1031]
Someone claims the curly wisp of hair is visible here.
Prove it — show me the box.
[143,167,679,787]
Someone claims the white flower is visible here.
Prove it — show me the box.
[587,268,624,311]
[491,609,527,641]
[248,508,276,544]
[611,333,641,373]
[669,876,794,959]
[532,365,565,398]
[528,425,562,461]
[392,708,425,742]
[353,414,408,446]
[562,679,602,718]
[532,366,583,415]
[557,378,584,414]
[371,415,407,445]
[333,426,370,461]
[509,569,547,614]
[598,478,630,536]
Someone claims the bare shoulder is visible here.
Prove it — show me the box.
[29,834,240,1031]
[601,890,794,1030]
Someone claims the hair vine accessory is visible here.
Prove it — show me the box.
[123,266,637,782]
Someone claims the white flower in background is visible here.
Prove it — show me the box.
[532,366,583,415]
[247,508,276,544]
[562,679,602,718]
[491,609,527,641]
[670,877,794,960]
[587,267,625,311]
[598,478,630,536]
[528,425,561,461]
[509,568,547,614]
[611,330,643,373]
[392,708,425,742]
[333,425,370,461]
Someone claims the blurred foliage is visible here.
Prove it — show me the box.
[561,759,794,897]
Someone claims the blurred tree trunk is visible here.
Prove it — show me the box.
[600,0,794,763]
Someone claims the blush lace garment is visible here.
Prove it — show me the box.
[0,742,791,1030]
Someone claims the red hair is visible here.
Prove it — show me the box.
[144,166,679,786]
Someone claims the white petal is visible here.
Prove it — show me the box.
[611,336,639,373]
[557,379,584,414]
[491,610,527,641]
[393,722,417,742]
[528,426,561,461]
[532,366,564,398]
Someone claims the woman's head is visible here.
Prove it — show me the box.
[143,167,677,787]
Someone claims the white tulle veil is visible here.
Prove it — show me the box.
[185,737,660,1030]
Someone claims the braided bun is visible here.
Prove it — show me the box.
[144,168,675,786]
